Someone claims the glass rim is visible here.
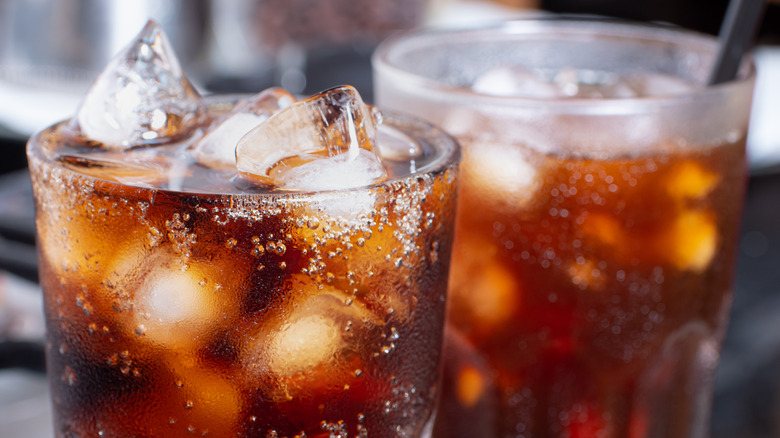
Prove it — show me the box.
[26,101,461,197]
[372,17,757,115]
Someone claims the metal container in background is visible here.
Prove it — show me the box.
[0,0,208,136]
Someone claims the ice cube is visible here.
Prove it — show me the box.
[553,68,641,98]
[127,249,236,349]
[457,365,487,408]
[473,66,639,99]
[582,209,717,271]
[270,291,377,375]
[165,360,243,437]
[236,85,388,191]
[664,161,719,201]
[242,280,382,401]
[472,66,560,98]
[626,72,697,97]
[473,67,696,100]
[580,213,625,250]
[36,189,151,286]
[192,88,296,169]
[461,141,540,211]
[663,209,717,272]
[448,236,521,339]
[272,312,340,375]
[75,20,206,150]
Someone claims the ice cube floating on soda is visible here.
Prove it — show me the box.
[28,20,459,438]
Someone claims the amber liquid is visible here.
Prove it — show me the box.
[437,138,746,438]
[29,121,458,438]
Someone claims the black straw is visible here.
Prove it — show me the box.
[708,0,767,85]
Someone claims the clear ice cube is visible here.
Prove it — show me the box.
[192,88,296,169]
[74,20,206,150]
[236,85,388,191]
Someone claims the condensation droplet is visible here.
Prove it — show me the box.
[388,327,399,341]
[62,366,77,386]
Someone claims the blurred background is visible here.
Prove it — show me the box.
[0,0,778,437]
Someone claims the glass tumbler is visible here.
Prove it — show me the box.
[374,19,755,438]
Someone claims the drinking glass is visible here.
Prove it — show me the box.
[28,98,460,438]
[374,19,755,438]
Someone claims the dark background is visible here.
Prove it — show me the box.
[545,0,780,41]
